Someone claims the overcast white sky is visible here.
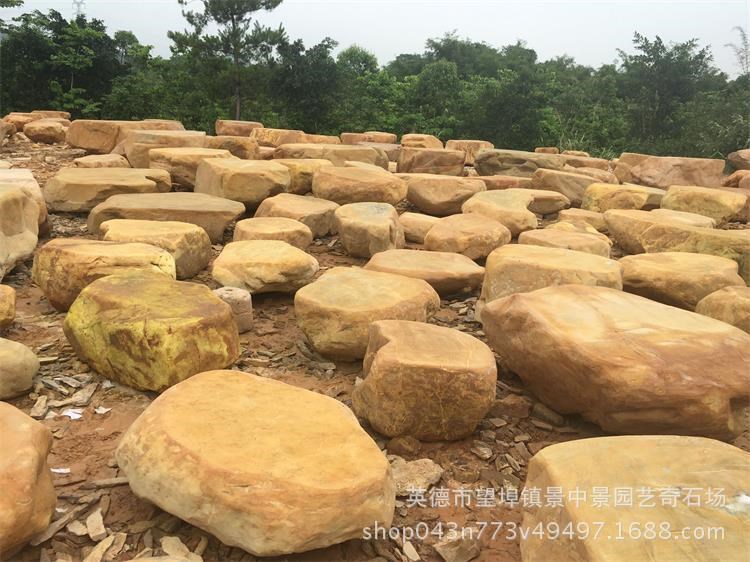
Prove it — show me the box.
[1,0,748,75]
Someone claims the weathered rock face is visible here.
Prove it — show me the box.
[648,207,716,228]
[399,212,439,244]
[530,169,600,206]
[66,119,184,154]
[399,174,486,216]
[619,154,725,188]
[274,143,386,168]
[582,182,665,212]
[213,287,253,333]
[273,158,334,195]
[194,159,289,208]
[445,139,494,166]
[233,217,312,249]
[214,119,263,136]
[121,130,207,168]
[203,135,260,160]
[535,147,559,154]
[728,148,750,170]
[518,229,612,257]
[250,127,307,147]
[364,249,485,296]
[31,110,70,120]
[3,112,40,130]
[0,186,40,281]
[64,272,239,391]
[477,245,623,320]
[696,286,750,333]
[461,190,539,237]
[723,169,750,187]
[99,219,211,279]
[149,147,235,188]
[32,238,176,311]
[397,147,465,176]
[340,131,398,145]
[475,149,566,177]
[521,436,750,561]
[115,370,394,556]
[565,165,618,183]
[0,285,15,331]
[212,240,319,294]
[660,184,750,225]
[0,403,56,559]
[424,213,511,260]
[23,119,66,144]
[475,175,533,190]
[401,134,443,149]
[0,122,16,141]
[43,168,172,212]
[0,169,47,233]
[483,285,750,437]
[620,252,746,310]
[87,192,245,243]
[254,193,339,237]
[73,154,131,168]
[295,267,440,360]
[352,321,496,441]
[334,203,405,258]
[0,338,39,399]
[312,167,407,205]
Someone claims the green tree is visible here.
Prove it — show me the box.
[726,26,749,76]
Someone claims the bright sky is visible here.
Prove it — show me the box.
[1,0,748,76]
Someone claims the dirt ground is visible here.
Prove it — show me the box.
[3,135,749,562]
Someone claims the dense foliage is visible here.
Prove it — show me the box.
[1,1,748,158]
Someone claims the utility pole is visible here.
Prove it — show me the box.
[72,0,85,17]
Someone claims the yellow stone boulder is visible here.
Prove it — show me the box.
[399,212,439,244]
[399,173,486,216]
[475,149,566,178]
[397,147,465,176]
[400,133,443,149]
[445,139,494,166]
[149,147,235,188]
[424,213,511,260]
[0,186,39,281]
[273,158,334,195]
[214,119,263,136]
[254,193,339,237]
[519,228,612,257]
[0,285,15,331]
[582,182,665,212]
[461,189,539,237]
[660,184,750,225]
[194,159,289,208]
[312,167,407,205]
[696,286,750,333]
[334,203,405,258]
[274,143,386,168]
[233,217,312,249]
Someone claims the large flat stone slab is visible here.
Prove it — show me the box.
[424,213,511,260]
[115,370,394,556]
[399,173,486,216]
[461,190,539,236]
[255,193,339,237]
[483,285,750,437]
[334,203,405,258]
[661,184,750,225]
[615,154,724,188]
[215,119,263,136]
[530,169,600,206]
[66,119,184,153]
[397,147,465,176]
[274,143,385,167]
[475,149,566,177]
[250,127,306,147]
[233,217,312,248]
[582,182,665,212]
[445,139,494,166]
[401,134,443,149]
[312,167,407,205]
[273,158,333,195]
[195,159,290,207]
[399,212,439,244]
[518,228,612,257]
[149,147,235,188]
[121,129,206,168]
[87,192,245,242]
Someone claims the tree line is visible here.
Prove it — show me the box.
[1,0,748,158]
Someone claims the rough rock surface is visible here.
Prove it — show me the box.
[121,130,206,168]
[557,208,607,231]
[728,148,750,170]
[617,154,724,188]
[474,149,566,177]
[250,127,307,147]
[518,228,612,257]
[255,193,339,237]
[364,249,485,296]
[87,192,245,243]
[66,119,184,154]
[649,208,716,228]
[64,272,239,391]
[582,182,665,212]
[475,175,533,191]
[400,174,486,216]
[312,167,406,206]
[333,203,405,258]
[273,158,334,195]
[522,436,750,561]
[295,267,440,360]
[233,217,312,248]
[696,286,750,333]
[352,320,497,440]
[212,240,319,294]
[0,338,39,399]
[461,190,539,237]
[0,285,15,331]
[115,370,394,556]
[483,285,750,437]
[0,186,39,281]
[273,143,385,167]
[194,159,290,207]
[23,119,66,144]
[340,131,397,145]
[445,139,494,166]
[73,154,131,168]
[203,135,260,160]
[0,403,56,559]
[397,148,465,176]
[619,252,746,310]
[399,212,438,244]
[149,147,235,188]
[212,287,253,333]
[660,184,749,225]
[530,169,600,206]
[99,219,212,279]
[400,134,443,149]
[424,213,511,260]
[43,168,171,212]
[214,119,263,136]
[0,169,48,230]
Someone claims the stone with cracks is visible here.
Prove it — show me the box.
[530,169,600,206]
[399,174,486,216]
[64,272,239,391]
[295,267,440,360]
[203,136,260,160]
[582,182,665,212]
[399,212,438,244]
[557,208,607,231]
[352,320,496,441]
[400,133,443,149]
[250,127,306,147]
[32,238,176,311]
[660,184,749,225]
[696,286,750,333]
[474,149,566,177]
[424,214,511,260]
[115,370,394,556]
[445,139,494,166]
[483,285,750,437]
[397,147,465,176]
[99,219,212,279]
[521,436,750,561]
[274,143,386,168]
[0,186,39,281]
[619,252,746,310]
[255,193,339,237]
[649,208,716,228]
[214,119,263,136]
[43,168,172,212]
[194,159,289,208]
[334,203,405,258]
[616,153,724,188]
[273,158,334,195]
[73,154,131,168]
[212,240,319,294]
[477,245,622,320]
[518,228,612,257]
[364,249,485,296]
[87,192,245,243]
[461,190,539,237]
[0,285,14,331]
[23,120,66,144]
[0,338,39,399]
[312,167,406,206]
[0,403,56,559]
[149,147,235,188]
[233,217,312,249]
[121,130,206,168]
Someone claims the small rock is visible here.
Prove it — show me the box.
[532,402,565,426]
[66,520,88,537]
[390,456,443,496]
[470,441,493,461]
[387,436,422,457]
[434,528,481,562]
[85,507,107,541]
[490,394,532,418]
